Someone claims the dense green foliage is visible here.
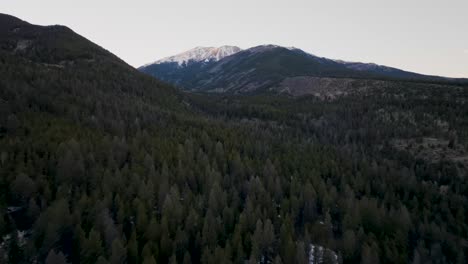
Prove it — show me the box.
[1,13,468,264]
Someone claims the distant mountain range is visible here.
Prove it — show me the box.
[139,45,468,94]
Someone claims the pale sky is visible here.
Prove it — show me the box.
[3,0,468,78]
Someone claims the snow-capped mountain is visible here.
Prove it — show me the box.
[139,45,362,92]
[139,44,468,94]
[147,46,242,66]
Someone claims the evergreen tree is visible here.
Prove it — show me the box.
[45,250,69,264]
[142,255,157,264]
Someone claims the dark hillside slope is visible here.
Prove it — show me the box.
[0,13,128,67]
[0,13,186,132]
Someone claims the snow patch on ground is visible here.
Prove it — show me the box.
[14,40,31,52]
[309,244,339,264]
[1,230,29,247]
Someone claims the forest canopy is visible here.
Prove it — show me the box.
[1,13,468,264]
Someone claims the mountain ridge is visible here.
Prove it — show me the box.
[139,44,468,94]
[143,45,242,67]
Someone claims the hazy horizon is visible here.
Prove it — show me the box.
[3,0,468,78]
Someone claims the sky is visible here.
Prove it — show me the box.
[3,0,468,78]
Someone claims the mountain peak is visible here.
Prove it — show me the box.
[0,13,30,33]
[247,44,298,52]
[150,45,242,66]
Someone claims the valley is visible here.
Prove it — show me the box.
[1,13,467,264]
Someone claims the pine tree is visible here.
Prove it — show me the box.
[45,250,69,264]
[183,252,192,264]
[96,256,109,264]
[142,255,157,264]
[110,238,126,264]
[127,231,138,264]
[343,229,356,260]
[361,243,379,264]
[81,228,104,264]
[295,241,308,264]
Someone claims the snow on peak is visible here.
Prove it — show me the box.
[154,46,242,66]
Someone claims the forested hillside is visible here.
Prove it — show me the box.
[1,14,468,264]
